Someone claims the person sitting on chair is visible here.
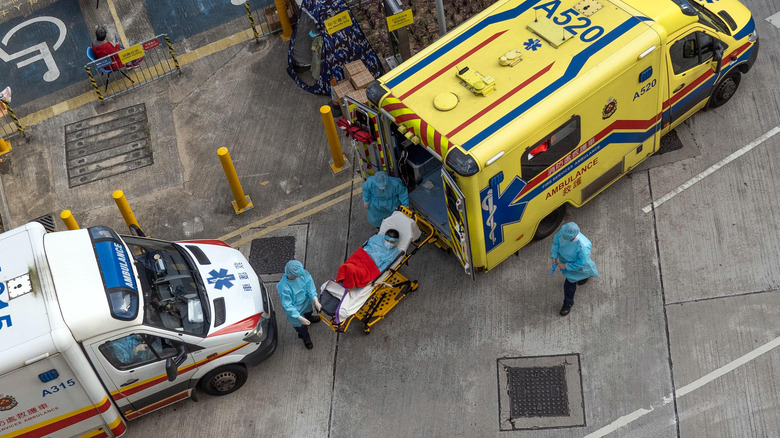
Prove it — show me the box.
[92,25,142,70]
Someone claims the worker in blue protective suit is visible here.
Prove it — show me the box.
[362,171,409,228]
[363,229,401,271]
[109,334,156,366]
[551,222,599,316]
[277,260,322,350]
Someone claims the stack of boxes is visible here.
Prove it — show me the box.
[331,60,374,106]
[265,1,296,32]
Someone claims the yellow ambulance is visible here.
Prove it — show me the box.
[341,0,758,274]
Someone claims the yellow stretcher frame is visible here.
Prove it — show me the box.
[319,206,437,335]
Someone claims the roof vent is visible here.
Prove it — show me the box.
[455,66,496,97]
[574,0,602,17]
[434,92,459,111]
[499,50,523,67]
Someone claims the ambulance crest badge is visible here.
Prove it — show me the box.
[602,97,617,119]
[0,394,18,411]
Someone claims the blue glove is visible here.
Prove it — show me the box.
[550,263,558,276]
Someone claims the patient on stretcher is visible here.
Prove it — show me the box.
[335,229,400,288]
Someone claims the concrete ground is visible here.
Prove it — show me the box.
[0,0,779,437]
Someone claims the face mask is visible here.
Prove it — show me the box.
[384,240,396,249]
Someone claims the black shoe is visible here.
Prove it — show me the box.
[303,338,313,349]
[577,278,589,286]
[560,305,571,316]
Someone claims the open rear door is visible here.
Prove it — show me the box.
[441,170,474,277]
[342,97,391,178]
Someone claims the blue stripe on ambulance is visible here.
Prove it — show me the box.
[462,16,652,150]
[385,0,541,88]
[733,17,754,40]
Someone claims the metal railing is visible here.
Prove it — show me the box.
[0,98,24,139]
[84,34,181,102]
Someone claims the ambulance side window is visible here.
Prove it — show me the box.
[521,116,580,180]
[99,334,180,371]
[670,32,715,75]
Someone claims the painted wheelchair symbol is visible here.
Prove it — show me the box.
[0,16,67,82]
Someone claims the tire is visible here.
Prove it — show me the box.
[533,204,566,241]
[198,364,248,396]
[708,71,741,109]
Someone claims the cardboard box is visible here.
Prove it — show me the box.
[344,60,366,82]
[345,88,368,105]
[350,70,374,90]
[332,80,355,103]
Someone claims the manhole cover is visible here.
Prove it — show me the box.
[657,129,683,155]
[508,366,569,418]
[249,236,296,275]
[498,354,585,431]
[64,104,152,188]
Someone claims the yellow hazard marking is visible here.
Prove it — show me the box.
[231,190,362,248]
[106,0,129,48]
[386,9,413,32]
[219,177,361,242]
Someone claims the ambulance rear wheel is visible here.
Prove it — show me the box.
[709,71,741,109]
[533,205,566,240]
[199,364,248,396]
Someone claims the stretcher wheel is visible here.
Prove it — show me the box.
[410,281,419,292]
[363,324,371,335]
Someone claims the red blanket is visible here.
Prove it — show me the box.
[336,247,380,289]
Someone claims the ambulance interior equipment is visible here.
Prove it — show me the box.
[122,234,208,336]
[318,209,435,334]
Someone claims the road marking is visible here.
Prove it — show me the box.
[767,11,780,28]
[231,191,362,248]
[643,125,780,213]
[11,28,259,130]
[218,177,361,242]
[106,0,129,48]
[583,335,780,437]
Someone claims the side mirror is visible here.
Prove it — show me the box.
[165,357,177,382]
[712,42,724,74]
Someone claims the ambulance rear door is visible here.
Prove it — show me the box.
[343,96,392,178]
[441,170,474,277]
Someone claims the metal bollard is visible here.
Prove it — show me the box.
[275,0,293,41]
[0,138,10,156]
[218,147,253,214]
[112,190,141,231]
[320,105,350,174]
[164,36,181,74]
[60,210,80,230]
[244,1,260,40]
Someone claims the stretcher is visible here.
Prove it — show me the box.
[318,207,436,334]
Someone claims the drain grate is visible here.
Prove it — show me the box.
[249,236,296,275]
[498,354,585,431]
[657,129,684,155]
[33,213,56,232]
[65,104,152,188]
[508,366,569,418]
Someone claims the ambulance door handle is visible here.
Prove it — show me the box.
[674,84,685,93]
[121,378,139,387]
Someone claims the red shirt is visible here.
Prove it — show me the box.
[92,40,123,68]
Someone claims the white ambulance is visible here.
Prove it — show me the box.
[0,222,277,437]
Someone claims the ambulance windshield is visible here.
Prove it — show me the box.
[122,236,210,336]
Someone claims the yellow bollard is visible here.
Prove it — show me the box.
[320,105,350,175]
[0,138,10,156]
[112,190,141,231]
[60,210,80,230]
[218,147,253,214]
[275,0,293,42]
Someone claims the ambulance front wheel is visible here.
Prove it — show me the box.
[199,364,248,396]
[533,204,566,240]
[709,71,741,109]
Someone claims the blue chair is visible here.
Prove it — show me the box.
[87,46,133,91]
